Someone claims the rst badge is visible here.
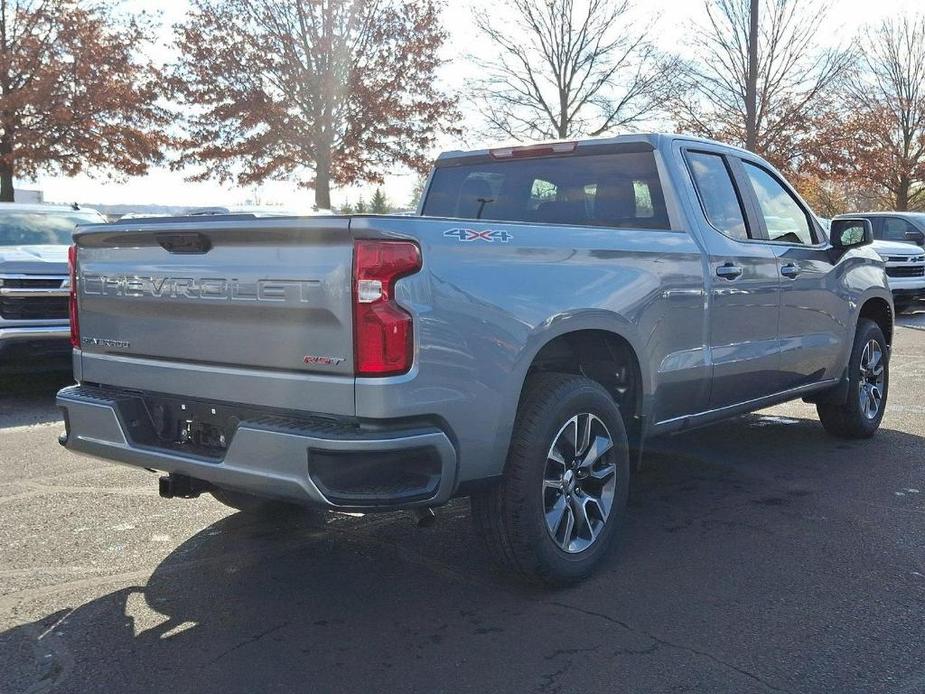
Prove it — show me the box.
[444,228,513,243]
[302,355,345,367]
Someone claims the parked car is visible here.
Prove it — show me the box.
[57,134,892,584]
[824,216,925,313]
[0,203,106,373]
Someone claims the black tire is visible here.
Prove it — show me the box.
[471,372,630,585]
[817,318,889,439]
[210,487,327,522]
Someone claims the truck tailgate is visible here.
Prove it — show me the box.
[74,218,356,415]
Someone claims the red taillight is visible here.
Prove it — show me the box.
[353,240,421,376]
[68,244,79,348]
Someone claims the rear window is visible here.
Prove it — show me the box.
[422,150,670,230]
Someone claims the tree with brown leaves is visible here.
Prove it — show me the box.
[841,15,925,211]
[0,1,169,201]
[172,0,457,210]
[472,0,678,141]
[671,0,850,173]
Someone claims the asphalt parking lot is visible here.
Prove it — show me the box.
[1,315,924,694]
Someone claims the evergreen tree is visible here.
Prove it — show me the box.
[370,187,390,213]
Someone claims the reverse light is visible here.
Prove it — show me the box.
[353,240,422,376]
[67,244,79,348]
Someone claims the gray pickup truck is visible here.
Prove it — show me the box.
[57,134,892,584]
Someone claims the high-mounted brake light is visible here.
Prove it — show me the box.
[67,244,79,348]
[353,240,422,376]
[489,141,577,159]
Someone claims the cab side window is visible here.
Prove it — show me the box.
[882,217,916,241]
[743,162,816,245]
[686,151,749,240]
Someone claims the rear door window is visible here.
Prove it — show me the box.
[422,150,670,230]
[685,151,749,240]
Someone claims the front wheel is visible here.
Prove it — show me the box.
[471,373,630,585]
[817,318,889,438]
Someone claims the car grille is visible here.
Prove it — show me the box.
[886,266,925,278]
[0,276,69,320]
[886,255,925,263]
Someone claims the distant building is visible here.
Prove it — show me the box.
[14,188,43,203]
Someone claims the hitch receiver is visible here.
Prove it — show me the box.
[159,473,211,499]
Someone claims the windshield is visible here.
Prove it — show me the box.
[422,150,670,230]
[0,210,105,246]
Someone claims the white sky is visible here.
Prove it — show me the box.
[27,0,923,210]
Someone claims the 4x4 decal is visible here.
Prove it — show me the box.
[444,228,513,243]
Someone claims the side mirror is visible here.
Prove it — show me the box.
[905,229,925,247]
[830,218,872,249]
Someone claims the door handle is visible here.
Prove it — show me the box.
[780,263,800,278]
[715,263,743,279]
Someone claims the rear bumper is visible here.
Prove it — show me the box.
[0,324,71,372]
[56,385,458,511]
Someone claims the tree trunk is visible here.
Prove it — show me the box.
[0,161,12,202]
[0,128,14,202]
[896,177,910,210]
[745,0,759,151]
[558,88,569,139]
[314,156,332,210]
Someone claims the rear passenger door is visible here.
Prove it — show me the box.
[683,149,783,409]
[737,159,847,390]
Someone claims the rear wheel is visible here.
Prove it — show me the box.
[471,373,630,585]
[817,318,889,438]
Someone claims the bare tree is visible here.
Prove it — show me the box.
[472,0,677,141]
[672,0,850,171]
[843,15,925,210]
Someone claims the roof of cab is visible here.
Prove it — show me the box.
[435,132,752,162]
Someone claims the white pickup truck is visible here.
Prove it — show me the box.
[0,204,106,373]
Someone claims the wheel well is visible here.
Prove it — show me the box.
[523,330,643,428]
[859,298,893,346]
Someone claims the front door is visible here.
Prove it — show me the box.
[737,160,846,388]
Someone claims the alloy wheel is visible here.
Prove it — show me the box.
[542,413,617,554]
[858,339,885,420]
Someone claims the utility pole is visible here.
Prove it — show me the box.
[745,0,759,151]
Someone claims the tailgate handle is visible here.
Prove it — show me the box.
[156,233,212,254]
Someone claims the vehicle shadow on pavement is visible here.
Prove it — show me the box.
[2,412,924,694]
[0,372,72,428]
